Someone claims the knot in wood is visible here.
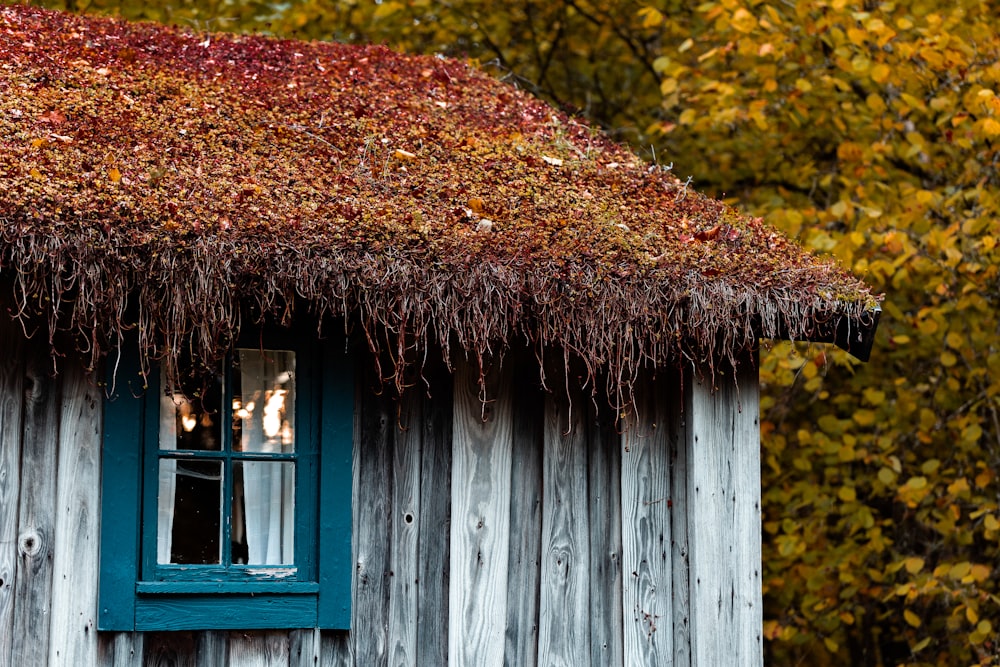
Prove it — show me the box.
[18,528,42,557]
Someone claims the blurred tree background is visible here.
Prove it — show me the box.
[20,0,1000,663]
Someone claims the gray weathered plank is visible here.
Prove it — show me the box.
[621,376,673,665]
[320,630,352,667]
[685,354,762,667]
[0,317,24,667]
[351,369,391,666]
[98,631,145,667]
[289,628,321,667]
[11,344,61,667]
[195,631,229,667]
[448,357,513,667]
[49,360,103,666]
[228,631,290,667]
[388,388,421,667]
[503,369,543,667]
[588,399,623,667]
[143,631,196,666]
[537,389,591,667]
[669,372,692,667]
[415,363,452,667]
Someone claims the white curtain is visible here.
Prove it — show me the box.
[156,392,178,564]
[238,350,296,565]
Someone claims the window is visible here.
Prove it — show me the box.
[98,332,353,631]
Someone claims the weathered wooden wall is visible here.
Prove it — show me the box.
[0,313,762,666]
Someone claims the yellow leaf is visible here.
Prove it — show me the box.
[866,93,886,113]
[795,78,813,93]
[947,477,970,495]
[904,557,925,574]
[372,1,402,19]
[29,167,44,180]
[108,167,122,183]
[981,118,1000,137]
[638,6,665,29]
[878,467,896,485]
[838,486,856,502]
[949,562,972,580]
[729,8,757,33]
[984,514,1000,531]
[903,609,921,628]
[660,78,678,95]
[912,637,931,652]
[870,63,891,84]
[823,637,838,653]
[679,109,698,125]
[967,605,979,624]
[906,476,928,490]
[853,409,876,426]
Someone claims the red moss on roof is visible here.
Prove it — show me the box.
[0,6,877,392]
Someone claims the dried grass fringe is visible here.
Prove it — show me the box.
[2,230,876,412]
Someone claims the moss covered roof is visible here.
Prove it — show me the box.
[0,6,878,392]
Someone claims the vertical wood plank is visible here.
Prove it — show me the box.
[388,389,421,667]
[448,357,513,667]
[228,631,290,667]
[320,631,352,667]
[686,354,762,667]
[143,631,196,667]
[415,363,452,667]
[49,361,102,666]
[537,389,591,667]
[195,631,230,667]
[351,368,391,666]
[503,369,542,667]
[290,628,321,667]
[588,400,623,667]
[621,374,674,666]
[0,318,24,667]
[11,344,60,667]
[98,631,145,666]
[670,379,692,667]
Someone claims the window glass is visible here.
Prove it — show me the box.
[231,461,295,565]
[157,459,223,564]
[159,374,224,452]
[155,349,297,570]
[233,349,295,453]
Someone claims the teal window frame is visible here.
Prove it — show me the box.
[98,332,353,631]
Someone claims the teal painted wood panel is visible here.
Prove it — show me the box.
[135,594,318,631]
[98,349,145,631]
[318,339,354,629]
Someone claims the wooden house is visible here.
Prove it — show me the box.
[0,6,879,666]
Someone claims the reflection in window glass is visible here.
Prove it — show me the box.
[157,459,222,564]
[231,461,295,565]
[159,372,223,452]
[233,350,295,454]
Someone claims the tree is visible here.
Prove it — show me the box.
[27,0,1000,663]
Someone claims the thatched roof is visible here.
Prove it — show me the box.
[0,6,878,395]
